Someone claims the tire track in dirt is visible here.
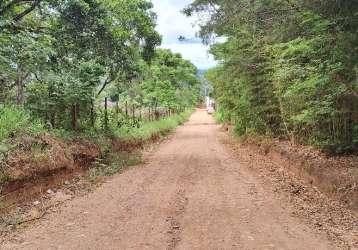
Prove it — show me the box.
[166,189,188,250]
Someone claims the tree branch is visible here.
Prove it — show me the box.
[13,0,41,22]
[0,0,41,31]
[97,77,112,96]
[0,0,24,16]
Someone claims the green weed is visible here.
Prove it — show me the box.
[87,167,104,183]
[0,106,46,142]
[30,143,48,162]
[0,213,22,227]
[111,109,193,141]
[87,152,142,183]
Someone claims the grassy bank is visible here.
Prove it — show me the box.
[111,109,193,140]
[0,107,193,189]
[0,106,46,142]
[87,109,193,182]
[0,108,194,226]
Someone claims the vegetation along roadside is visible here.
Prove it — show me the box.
[0,0,201,223]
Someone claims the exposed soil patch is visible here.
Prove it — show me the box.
[4,136,100,181]
[1,167,85,212]
[110,132,163,152]
[166,189,188,250]
[0,136,100,212]
[222,134,358,248]
[0,125,174,233]
[239,136,358,213]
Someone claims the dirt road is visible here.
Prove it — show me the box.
[2,109,339,250]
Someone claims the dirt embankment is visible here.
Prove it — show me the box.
[0,129,168,213]
[234,135,358,213]
[5,136,100,182]
[0,136,101,210]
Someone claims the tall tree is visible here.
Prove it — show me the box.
[186,0,358,152]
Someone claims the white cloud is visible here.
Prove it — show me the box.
[151,0,217,69]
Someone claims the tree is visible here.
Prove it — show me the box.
[1,0,201,134]
[186,0,358,152]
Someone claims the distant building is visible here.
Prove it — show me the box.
[205,96,215,109]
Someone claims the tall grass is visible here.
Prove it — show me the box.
[0,105,193,143]
[0,106,45,142]
[111,109,193,140]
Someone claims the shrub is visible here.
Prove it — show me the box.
[0,105,46,142]
[110,109,193,140]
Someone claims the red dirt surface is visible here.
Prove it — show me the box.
[1,109,356,249]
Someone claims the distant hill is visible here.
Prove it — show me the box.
[197,69,208,77]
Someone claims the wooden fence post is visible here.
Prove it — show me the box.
[104,97,108,129]
[90,99,95,127]
[132,104,135,122]
[125,101,128,117]
[71,104,77,131]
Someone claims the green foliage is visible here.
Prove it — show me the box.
[0,106,45,142]
[87,153,141,183]
[0,106,45,174]
[0,0,200,136]
[139,49,201,110]
[111,109,193,140]
[190,0,358,153]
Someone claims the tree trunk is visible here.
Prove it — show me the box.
[71,104,77,131]
[0,79,5,103]
[278,97,293,144]
[115,101,119,114]
[104,97,108,129]
[16,65,27,106]
[76,103,80,120]
[48,89,55,128]
[50,112,56,128]
[154,103,159,120]
[125,101,128,117]
[90,100,95,127]
[132,104,135,122]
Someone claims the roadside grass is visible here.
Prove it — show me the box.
[0,108,193,228]
[111,109,193,140]
[0,105,192,142]
[0,106,46,180]
[87,109,193,183]
[212,110,224,124]
[30,143,49,162]
[0,106,46,142]
[0,108,193,187]
[87,152,142,183]
[0,213,22,226]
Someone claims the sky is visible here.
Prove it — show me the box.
[151,0,217,69]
